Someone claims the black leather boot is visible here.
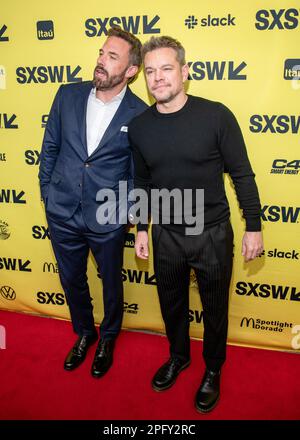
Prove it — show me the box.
[195,369,220,413]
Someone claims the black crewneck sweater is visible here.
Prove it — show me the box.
[129,95,261,233]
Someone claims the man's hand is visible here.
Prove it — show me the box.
[135,231,149,259]
[242,231,264,262]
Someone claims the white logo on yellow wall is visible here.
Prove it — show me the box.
[0,66,5,90]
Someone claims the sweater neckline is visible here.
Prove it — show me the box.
[151,95,192,118]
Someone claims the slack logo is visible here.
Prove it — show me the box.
[37,20,54,40]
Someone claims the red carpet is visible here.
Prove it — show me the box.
[0,309,299,420]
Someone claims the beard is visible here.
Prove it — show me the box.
[92,65,128,91]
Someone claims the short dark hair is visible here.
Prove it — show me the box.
[107,27,142,68]
[142,36,186,66]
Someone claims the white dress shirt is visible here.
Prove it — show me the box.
[86,85,127,157]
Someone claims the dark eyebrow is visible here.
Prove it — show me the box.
[99,49,119,58]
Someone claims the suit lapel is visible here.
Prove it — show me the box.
[75,82,93,158]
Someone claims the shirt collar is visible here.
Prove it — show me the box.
[91,85,127,104]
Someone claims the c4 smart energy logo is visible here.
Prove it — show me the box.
[85,15,160,37]
[270,159,300,175]
[255,8,299,30]
[16,66,82,84]
[36,20,54,40]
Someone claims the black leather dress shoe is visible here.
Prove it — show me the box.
[195,369,220,413]
[151,357,190,391]
[64,334,98,371]
[91,339,115,378]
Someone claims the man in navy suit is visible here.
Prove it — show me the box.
[39,27,147,377]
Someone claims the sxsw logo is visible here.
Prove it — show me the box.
[261,205,300,223]
[37,291,65,305]
[0,189,26,204]
[284,59,300,80]
[185,14,236,29]
[188,61,247,80]
[16,65,82,84]
[0,25,9,42]
[0,114,18,129]
[189,309,204,324]
[32,225,50,240]
[124,233,135,248]
[236,281,300,301]
[0,258,32,272]
[36,20,54,40]
[85,15,160,37]
[25,150,40,165]
[255,8,299,30]
[249,115,300,134]
[121,268,156,285]
[0,286,16,301]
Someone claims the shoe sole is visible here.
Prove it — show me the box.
[195,395,220,414]
[151,361,191,392]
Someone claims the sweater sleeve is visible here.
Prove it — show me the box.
[128,124,151,231]
[216,103,261,231]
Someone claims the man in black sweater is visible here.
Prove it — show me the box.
[129,36,263,413]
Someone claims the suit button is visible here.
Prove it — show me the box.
[85,163,90,168]
[79,183,82,187]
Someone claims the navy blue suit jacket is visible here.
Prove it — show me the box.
[39,81,147,232]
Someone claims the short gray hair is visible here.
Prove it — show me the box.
[142,36,186,66]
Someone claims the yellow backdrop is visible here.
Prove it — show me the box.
[1,0,299,352]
